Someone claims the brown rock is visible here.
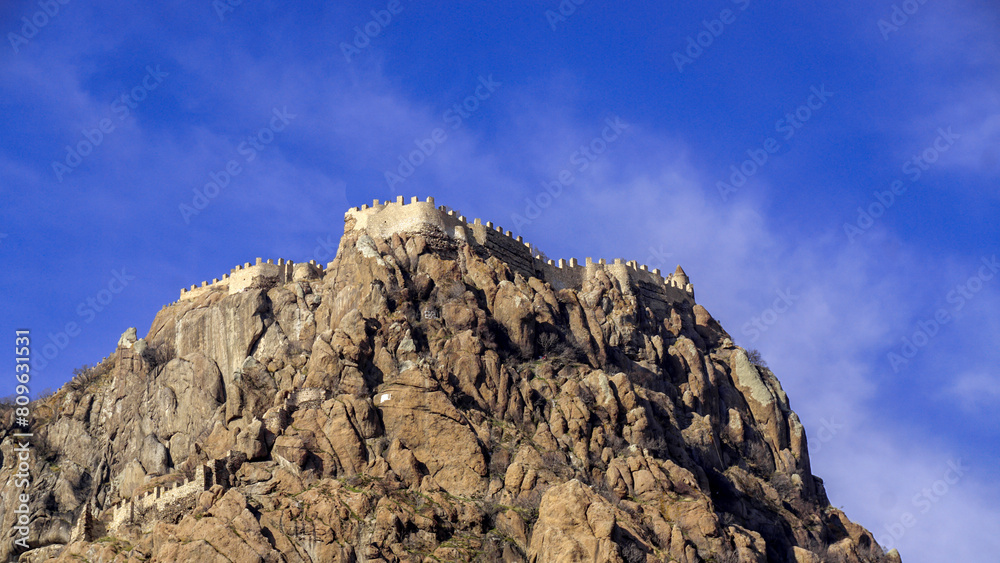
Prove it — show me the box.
[528,479,624,563]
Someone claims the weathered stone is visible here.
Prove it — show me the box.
[0,200,898,563]
[528,479,623,563]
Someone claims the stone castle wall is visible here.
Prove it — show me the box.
[107,463,219,535]
[346,196,695,304]
[178,258,324,301]
[173,196,694,305]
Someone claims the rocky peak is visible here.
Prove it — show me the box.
[0,198,901,563]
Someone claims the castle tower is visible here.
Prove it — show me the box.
[70,500,93,543]
[195,463,209,490]
[672,265,690,287]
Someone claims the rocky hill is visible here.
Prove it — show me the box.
[1,198,902,562]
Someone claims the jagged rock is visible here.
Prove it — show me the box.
[0,200,900,563]
[116,459,146,499]
[793,546,822,563]
[378,381,488,496]
[139,434,170,475]
[117,327,138,349]
[235,418,268,461]
[528,479,623,563]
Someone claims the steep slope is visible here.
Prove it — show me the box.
[1,199,902,563]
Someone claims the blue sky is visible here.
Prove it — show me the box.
[2,1,998,560]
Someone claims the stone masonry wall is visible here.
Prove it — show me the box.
[178,258,324,302]
[175,196,694,305]
[107,463,215,535]
[345,196,695,304]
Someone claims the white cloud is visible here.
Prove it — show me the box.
[947,372,1000,412]
[455,107,1000,563]
[7,9,999,561]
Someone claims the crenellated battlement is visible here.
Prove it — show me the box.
[106,462,225,535]
[178,257,325,301]
[345,196,695,304]
[175,196,694,306]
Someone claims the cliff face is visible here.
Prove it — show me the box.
[1,202,901,563]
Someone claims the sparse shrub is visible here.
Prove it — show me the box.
[68,359,113,392]
[144,340,176,368]
[487,448,511,479]
[511,487,543,524]
[706,551,741,563]
[32,432,58,464]
[620,541,645,563]
[745,438,773,473]
[538,330,583,362]
[637,433,668,455]
[746,348,767,369]
[592,476,623,508]
[475,535,507,562]
[539,332,559,354]
[718,511,738,527]
[769,471,798,499]
[606,432,628,456]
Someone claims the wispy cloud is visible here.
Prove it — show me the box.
[948,372,1000,412]
[2,2,998,562]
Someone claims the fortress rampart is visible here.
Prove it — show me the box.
[178,258,324,301]
[345,196,696,306]
[173,196,694,307]
[105,461,228,536]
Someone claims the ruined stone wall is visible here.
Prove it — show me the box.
[227,260,289,294]
[286,387,328,409]
[107,464,212,535]
[108,497,133,534]
[70,501,93,543]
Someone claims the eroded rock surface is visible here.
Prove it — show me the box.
[0,205,898,563]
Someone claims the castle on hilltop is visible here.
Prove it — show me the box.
[178,257,325,301]
[176,196,695,311]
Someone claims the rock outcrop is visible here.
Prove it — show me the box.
[0,200,899,562]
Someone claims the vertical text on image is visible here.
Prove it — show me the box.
[11,329,35,552]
